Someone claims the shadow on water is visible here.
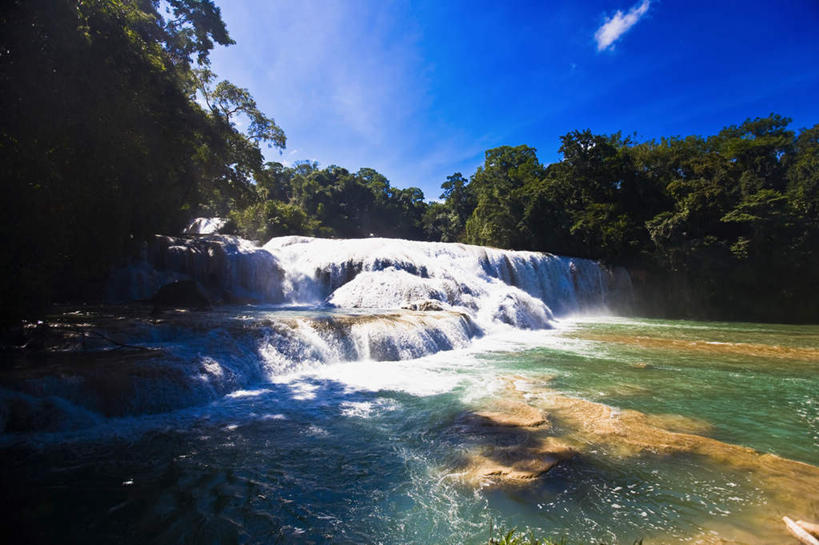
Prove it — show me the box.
[0,371,642,545]
[0,369,802,545]
[0,377,411,544]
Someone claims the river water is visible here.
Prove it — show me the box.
[1,313,817,545]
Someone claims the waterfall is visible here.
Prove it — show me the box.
[183,217,227,235]
[106,234,285,304]
[264,236,618,327]
[107,234,623,327]
[2,235,630,433]
[0,309,481,432]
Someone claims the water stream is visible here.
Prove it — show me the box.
[1,237,816,544]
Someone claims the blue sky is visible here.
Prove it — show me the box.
[209,0,819,200]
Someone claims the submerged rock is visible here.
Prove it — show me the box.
[576,332,819,362]
[532,382,819,510]
[447,384,575,486]
[464,438,575,482]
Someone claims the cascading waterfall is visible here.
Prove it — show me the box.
[4,234,816,545]
[1,234,630,432]
[266,235,623,324]
[183,217,227,235]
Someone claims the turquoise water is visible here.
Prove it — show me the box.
[0,316,817,544]
[508,318,819,465]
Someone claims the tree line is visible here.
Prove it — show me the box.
[225,118,818,322]
[223,163,427,241]
[421,120,819,322]
[2,1,817,323]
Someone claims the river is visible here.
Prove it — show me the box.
[0,237,816,544]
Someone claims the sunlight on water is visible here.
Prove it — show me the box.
[1,313,816,544]
[1,238,816,544]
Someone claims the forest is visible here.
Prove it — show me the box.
[2,0,817,323]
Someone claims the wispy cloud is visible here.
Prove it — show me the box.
[210,1,435,185]
[595,0,651,52]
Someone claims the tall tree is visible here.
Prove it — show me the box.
[0,0,283,320]
[464,145,543,249]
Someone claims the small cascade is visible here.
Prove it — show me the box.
[183,217,227,235]
[2,235,631,432]
[258,311,480,373]
[0,309,480,432]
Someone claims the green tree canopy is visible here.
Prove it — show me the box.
[0,0,283,320]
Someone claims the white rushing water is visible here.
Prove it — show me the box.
[108,234,630,333]
[183,216,227,235]
[2,236,630,432]
[4,236,816,545]
[265,236,622,329]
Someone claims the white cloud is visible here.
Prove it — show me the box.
[210,1,435,187]
[594,0,651,52]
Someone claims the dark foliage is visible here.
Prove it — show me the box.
[0,0,282,321]
[443,116,819,322]
[1,2,815,323]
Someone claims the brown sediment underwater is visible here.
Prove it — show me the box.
[445,392,576,486]
[572,333,819,362]
[537,389,819,493]
[534,381,819,543]
[449,375,819,542]
[473,397,549,428]
[641,412,715,435]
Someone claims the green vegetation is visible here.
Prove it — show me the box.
[1,1,816,323]
[441,119,818,322]
[226,163,426,241]
[1,0,282,321]
[224,116,819,323]
[196,116,819,322]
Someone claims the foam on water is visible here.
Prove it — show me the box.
[4,236,627,433]
[264,236,623,328]
[0,309,489,433]
[1,315,817,545]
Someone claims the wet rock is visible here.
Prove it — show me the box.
[472,398,549,428]
[465,438,575,482]
[448,390,575,486]
[107,234,285,304]
[400,299,447,312]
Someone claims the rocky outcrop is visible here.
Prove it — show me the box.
[445,384,576,486]
[107,235,285,304]
[400,299,447,311]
